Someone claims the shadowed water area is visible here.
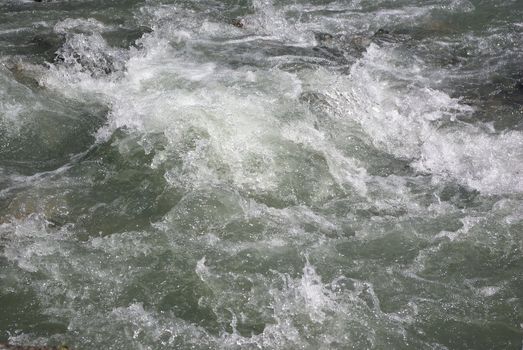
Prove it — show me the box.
[0,0,522,349]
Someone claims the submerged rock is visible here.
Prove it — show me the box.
[313,28,397,52]
[374,28,389,35]
[314,32,334,43]
[102,26,153,49]
[5,62,42,89]
[231,18,245,28]
[30,33,65,62]
[311,30,385,62]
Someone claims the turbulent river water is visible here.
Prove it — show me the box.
[0,0,522,349]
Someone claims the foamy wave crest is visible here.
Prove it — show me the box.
[324,44,523,195]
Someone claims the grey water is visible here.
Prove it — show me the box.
[0,0,522,349]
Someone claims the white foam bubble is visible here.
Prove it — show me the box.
[299,260,335,323]
[54,18,110,35]
[317,43,523,195]
[414,130,523,194]
[477,286,500,297]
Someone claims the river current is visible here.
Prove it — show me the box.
[0,0,522,349]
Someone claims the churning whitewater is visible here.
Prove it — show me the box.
[0,0,522,349]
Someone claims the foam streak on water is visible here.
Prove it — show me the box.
[0,0,522,349]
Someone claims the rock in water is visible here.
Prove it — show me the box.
[314,32,334,44]
[231,19,244,28]
[373,28,390,36]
